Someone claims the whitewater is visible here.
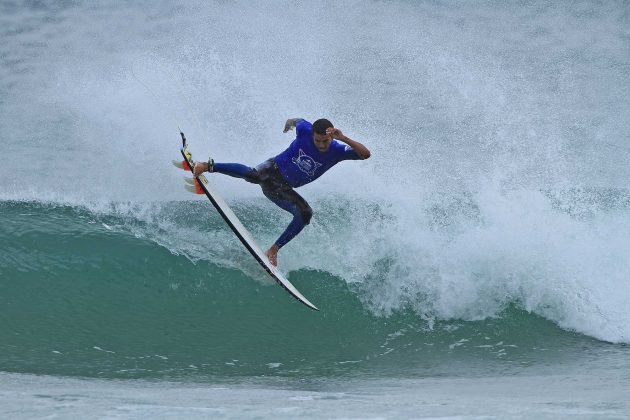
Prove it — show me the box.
[1,0,630,418]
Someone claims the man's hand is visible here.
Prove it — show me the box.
[326,127,371,160]
[326,127,346,141]
[193,162,208,177]
[283,118,301,133]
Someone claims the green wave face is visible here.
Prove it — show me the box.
[1,200,625,380]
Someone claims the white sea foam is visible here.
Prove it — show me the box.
[1,372,629,419]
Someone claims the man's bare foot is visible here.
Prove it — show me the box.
[265,244,279,267]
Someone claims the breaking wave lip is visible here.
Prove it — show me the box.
[2,188,630,345]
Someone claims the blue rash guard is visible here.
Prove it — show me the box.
[273,119,360,187]
[212,119,362,249]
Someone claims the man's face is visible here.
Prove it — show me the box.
[313,132,333,152]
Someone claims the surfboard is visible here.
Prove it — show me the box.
[174,131,319,311]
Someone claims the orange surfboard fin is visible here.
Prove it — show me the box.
[172,160,191,170]
[184,178,204,194]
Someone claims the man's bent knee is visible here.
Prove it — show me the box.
[300,206,313,225]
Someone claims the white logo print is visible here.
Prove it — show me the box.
[292,149,322,177]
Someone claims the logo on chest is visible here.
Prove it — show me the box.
[292,149,323,177]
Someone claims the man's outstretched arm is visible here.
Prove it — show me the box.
[328,127,371,159]
[283,118,303,133]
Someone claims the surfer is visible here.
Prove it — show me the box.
[193,118,371,266]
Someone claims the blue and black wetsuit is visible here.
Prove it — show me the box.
[212,119,361,249]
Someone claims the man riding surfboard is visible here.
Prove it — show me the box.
[193,118,371,266]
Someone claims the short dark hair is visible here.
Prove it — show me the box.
[312,118,333,135]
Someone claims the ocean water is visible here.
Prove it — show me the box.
[2,0,630,418]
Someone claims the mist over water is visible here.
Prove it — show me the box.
[2,0,630,354]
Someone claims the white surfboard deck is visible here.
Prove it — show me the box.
[178,132,318,311]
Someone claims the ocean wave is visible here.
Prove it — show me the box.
[2,191,630,349]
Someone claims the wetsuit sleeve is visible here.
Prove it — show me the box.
[339,144,361,161]
[296,119,312,140]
